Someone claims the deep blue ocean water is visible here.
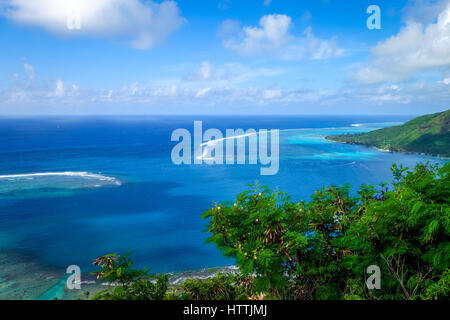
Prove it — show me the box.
[0,115,445,278]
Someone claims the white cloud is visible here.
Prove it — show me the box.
[23,63,35,79]
[185,61,286,85]
[402,0,449,24]
[10,73,19,82]
[3,58,447,113]
[354,1,450,83]
[262,89,282,99]
[221,14,343,60]
[1,0,185,49]
[2,73,449,112]
[196,87,212,97]
[217,19,241,38]
[192,61,213,81]
[297,27,343,60]
[234,14,291,54]
[52,79,65,97]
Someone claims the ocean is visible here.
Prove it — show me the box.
[0,115,445,299]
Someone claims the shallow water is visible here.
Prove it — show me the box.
[0,115,445,299]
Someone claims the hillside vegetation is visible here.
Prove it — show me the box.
[326,110,450,157]
[91,163,450,300]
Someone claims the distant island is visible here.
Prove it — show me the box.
[326,109,450,157]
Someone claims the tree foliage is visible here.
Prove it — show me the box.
[91,253,168,300]
[92,162,449,300]
[177,273,253,300]
[327,109,450,157]
[203,162,450,300]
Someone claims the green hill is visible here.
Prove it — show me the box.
[326,109,450,157]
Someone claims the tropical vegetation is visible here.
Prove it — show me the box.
[326,109,450,157]
[92,162,449,300]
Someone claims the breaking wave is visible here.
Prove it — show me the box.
[0,171,121,197]
[0,171,121,185]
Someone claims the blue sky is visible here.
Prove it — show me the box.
[0,0,449,115]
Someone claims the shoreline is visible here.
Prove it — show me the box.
[324,136,450,160]
[0,249,237,300]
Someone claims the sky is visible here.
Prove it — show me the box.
[0,0,449,115]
